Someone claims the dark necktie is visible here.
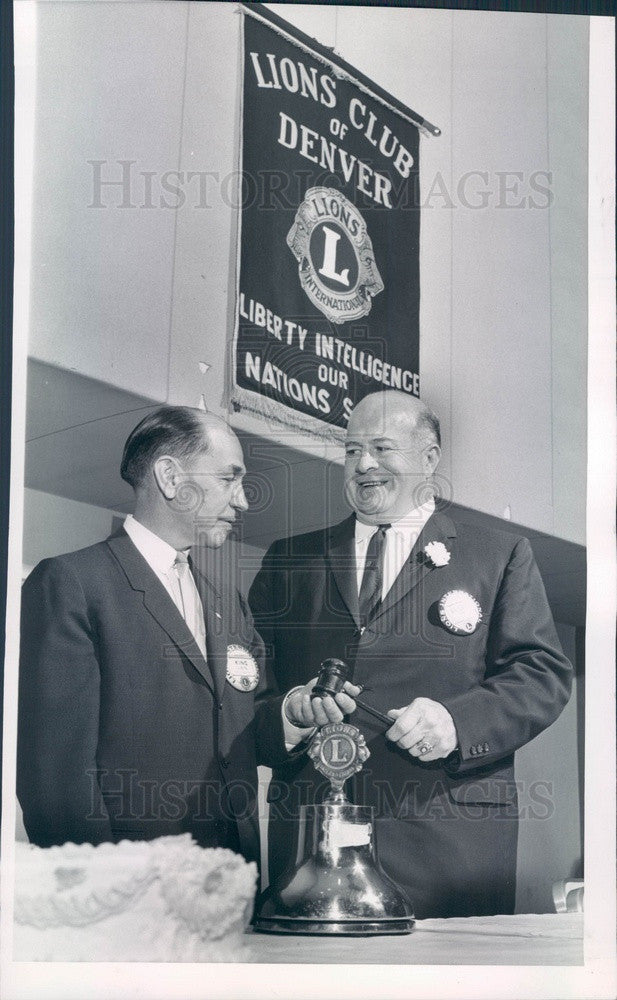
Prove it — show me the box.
[358,524,390,625]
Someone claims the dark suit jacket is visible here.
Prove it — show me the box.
[17,530,287,863]
[249,505,573,917]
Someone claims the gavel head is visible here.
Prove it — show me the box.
[311,658,353,699]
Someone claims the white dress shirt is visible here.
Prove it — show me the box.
[123,514,207,657]
[355,497,436,600]
[124,516,307,747]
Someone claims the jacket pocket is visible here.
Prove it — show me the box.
[448,776,518,807]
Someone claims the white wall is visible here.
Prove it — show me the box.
[22,487,122,573]
[29,0,188,400]
[514,623,583,912]
[28,2,588,544]
[449,14,552,532]
[547,15,589,541]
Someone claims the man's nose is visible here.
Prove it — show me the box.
[232,483,249,512]
[356,448,379,474]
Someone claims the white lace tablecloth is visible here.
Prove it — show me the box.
[246,913,583,965]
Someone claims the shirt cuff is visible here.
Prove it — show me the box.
[282,686,317,750]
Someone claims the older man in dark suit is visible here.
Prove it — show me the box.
[250,390,573,916]
[17,405,355,860]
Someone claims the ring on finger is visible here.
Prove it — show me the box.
[417,742,433,755]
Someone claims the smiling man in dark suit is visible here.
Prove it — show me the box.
[17,405,355,860]
[250,390,573,916]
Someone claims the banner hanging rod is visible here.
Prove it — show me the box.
[240,3,442,138]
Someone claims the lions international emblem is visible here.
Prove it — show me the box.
[438,591,483,635]
[286,187,384,325]
[308,722,370,792]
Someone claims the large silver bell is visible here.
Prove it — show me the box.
[254,733,415,937]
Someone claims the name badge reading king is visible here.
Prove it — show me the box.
[226,644,260,692]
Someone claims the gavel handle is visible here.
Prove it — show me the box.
[353,697,392,728]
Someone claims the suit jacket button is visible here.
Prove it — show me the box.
[218,702,223,710]
[470,746,476,756]
[220,758,229,769]
[484,742,489,752]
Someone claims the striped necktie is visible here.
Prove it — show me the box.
[358,524,390,625]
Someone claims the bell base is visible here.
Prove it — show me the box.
[253,915,415,936]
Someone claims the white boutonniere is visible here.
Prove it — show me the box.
[424,541,451,567]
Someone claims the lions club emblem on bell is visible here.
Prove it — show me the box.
[308,722,370,793]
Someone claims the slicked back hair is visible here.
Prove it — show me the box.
[120,406,210,490]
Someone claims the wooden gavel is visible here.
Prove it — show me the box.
[311,657,392,728]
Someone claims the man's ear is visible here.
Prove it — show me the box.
[153,455,180,500]
[423,444,441,477]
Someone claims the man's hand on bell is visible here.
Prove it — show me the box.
[386,697,458,761]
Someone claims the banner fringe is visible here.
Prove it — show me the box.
[230,385,346,444]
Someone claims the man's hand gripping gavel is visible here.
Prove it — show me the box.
[284,658,390,729]
[312,658,393,726]
[284,658,458,762]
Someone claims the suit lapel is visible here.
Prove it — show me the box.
[373,508,457,622]
[327,516,361,629]
[107,532,216,694]
[189,552,228,704]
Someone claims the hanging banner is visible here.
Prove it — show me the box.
[232,9,426,441]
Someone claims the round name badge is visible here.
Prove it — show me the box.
[226,644,260,692]
[438,590,483,635]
